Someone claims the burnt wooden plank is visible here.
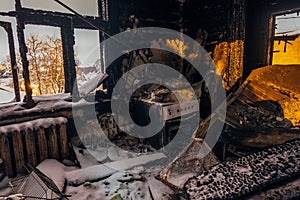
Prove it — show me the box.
[247,81,288,101]
[184,140,300,200]
[195,80,250,138]
[224,112,242,128]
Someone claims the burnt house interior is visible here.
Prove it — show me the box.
[0,0,300,199]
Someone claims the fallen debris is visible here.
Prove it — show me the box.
[78,73,108,97]
[36,159,66,193]
[10,164,68,200]
[157,139,220,191]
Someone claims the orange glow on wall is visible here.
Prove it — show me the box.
[273,36,300,65]
[213,40,244,90]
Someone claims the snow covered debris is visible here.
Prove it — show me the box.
[65,165,176,200]
[78,72,108,97]
[9,165,65,200]
[36,159,66,192]
[66,153,166,186]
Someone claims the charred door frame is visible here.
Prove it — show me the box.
[0,21,21,102]
[12,0,109,102]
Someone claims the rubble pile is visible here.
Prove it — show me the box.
[157,140,220,190]
[184,139,300,200]
[107,133,156,154]
[75,113,156,159]
[231,100,293,129]
[248,65,300,126]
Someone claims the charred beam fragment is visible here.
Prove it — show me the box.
[273,34,300,42]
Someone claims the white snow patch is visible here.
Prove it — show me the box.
[66,153,166,186]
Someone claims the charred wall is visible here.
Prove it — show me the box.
[107,0,246,91]
[116,0,245,47]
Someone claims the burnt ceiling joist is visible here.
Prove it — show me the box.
[1,8,109,31]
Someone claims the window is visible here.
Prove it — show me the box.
[272,11,300,64]
[24,25,64,95]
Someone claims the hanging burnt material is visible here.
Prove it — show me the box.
[99,0,109,21]
[227,0,245,89]
[213,0,246,91]
[98,0,109,74]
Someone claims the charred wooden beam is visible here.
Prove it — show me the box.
[15,0,33,104]
[0,22,21,102]
[60,19,79,99]
[124,8,180,22]
[108,0,121,35]
[3,8,109,31]
[137,18,180,30]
